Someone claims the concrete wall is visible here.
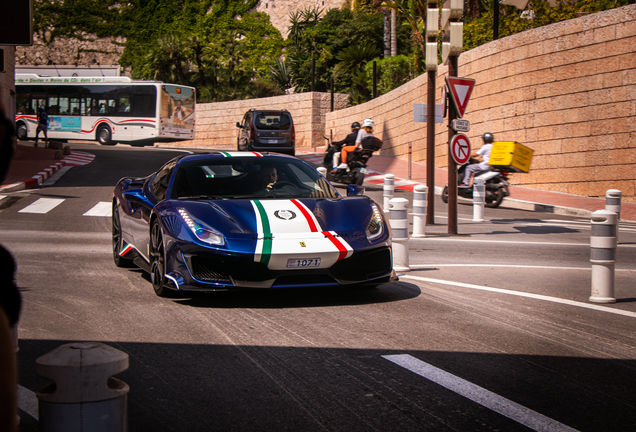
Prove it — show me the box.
[326,4,636,202]
[188,92,349,150]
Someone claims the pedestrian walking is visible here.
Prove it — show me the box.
[35,105,49,148]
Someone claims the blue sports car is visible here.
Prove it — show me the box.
[112,152,394,297]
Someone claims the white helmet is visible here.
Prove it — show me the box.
[362,118,374,128]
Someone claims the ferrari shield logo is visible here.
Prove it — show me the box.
[300,242,306,247]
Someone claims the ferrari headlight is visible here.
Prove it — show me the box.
[178,208,225,246]
[366,203,384,241]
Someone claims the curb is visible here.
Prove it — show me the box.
[0,161,64,193]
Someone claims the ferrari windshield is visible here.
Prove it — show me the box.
[170,156,339,199]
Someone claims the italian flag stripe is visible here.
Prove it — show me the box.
[220,152,232,157]
[251,152,263,157]
[119,243,133,256]
[253,200,272,265]
[322,231,350,261]
[290,199,319,232]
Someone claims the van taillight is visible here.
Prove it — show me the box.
[291,124,295,141]
[250,124,255,140]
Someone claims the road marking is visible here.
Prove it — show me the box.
[83,201,112,217]
[410,237,636,248]
[18,385,38,420]
[400,275,636,319]
[0,195,5,201]
[18,198,65,214]
[410,264,636,272]
[383,354,579,432]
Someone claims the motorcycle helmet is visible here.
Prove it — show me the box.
[362,118,374,128]
[482,133,494,143]
[351,122,361,130]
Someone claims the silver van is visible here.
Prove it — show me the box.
[236,109,295,156]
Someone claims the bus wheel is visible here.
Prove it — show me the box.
[97,125,114,145]
[16,123,28,140]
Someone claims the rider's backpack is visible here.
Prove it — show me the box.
[361,136,382,151]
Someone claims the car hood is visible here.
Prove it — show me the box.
[177,197,377,239]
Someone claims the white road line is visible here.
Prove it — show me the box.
[83,201,112,217]
[410,264,636,272]
[0,195,5,201]
[400,275,636,319]
[18,385,39,420]
[383,354,579,432]
[18,198,65,214]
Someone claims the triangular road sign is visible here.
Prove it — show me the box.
[445,77,476,118]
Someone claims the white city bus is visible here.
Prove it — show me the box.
[15,74,195,145]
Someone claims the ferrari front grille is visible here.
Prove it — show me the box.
[330,248,392,281]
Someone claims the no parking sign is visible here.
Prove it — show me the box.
[450,133,471,165]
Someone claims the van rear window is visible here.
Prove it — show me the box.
[254,113,291,130]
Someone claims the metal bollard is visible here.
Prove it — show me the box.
[473,178,485,222]
[317,166,327,177]
[389,197,410,272]
[411,184,427,238]
[589,210,617,304]
[383,174,395,211]
[36,342,130,432]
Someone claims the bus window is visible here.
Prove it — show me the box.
[16,93,31,114]
[132,86,157,117]
[69,97,81,115]
[117,95,131,115]
[48,96,59,115]
[31,95,46,113]
[58,96,71,115]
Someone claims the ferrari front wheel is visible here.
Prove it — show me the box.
[149,221,172,297]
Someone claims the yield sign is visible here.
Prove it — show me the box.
[450,133,471,165]
[446,77,476,118]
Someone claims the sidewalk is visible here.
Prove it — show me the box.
[3,142,635,222]
[297,147,636,223]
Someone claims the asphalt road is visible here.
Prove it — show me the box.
[1,143,635,431]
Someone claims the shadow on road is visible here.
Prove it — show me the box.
[171,281,420,309]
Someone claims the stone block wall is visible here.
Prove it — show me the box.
[185,92,349,150]
[327,4,636,202]
[255,0,345,37]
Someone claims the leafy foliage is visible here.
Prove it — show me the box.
[463,0,632,51]
[364,55,414,96]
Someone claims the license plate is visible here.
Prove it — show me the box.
[268,139,278,144]
[286,258,321,268]
[360,168,368,174]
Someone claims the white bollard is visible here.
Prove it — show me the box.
[589,210,617,304]
[317,166,327,177]
[411,184,427,238]
[606,189,622,243]
[473,178,485,222]
[389,197,410,272]
[36,342,130,432]
[383,174,395,211]
[605,189,622,220]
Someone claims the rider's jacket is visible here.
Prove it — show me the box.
[331,131,358,150]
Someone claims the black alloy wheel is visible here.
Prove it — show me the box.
[149,221,172,297]
[16,123,28,140]
[112,202,133,268]
[441,185,449,204]
[351,168,364,186]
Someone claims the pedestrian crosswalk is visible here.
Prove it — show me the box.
[63,151,96,167]
[16,198,112,217]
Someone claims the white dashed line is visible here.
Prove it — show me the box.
[83,201,112,217]
[400,275,636,319]
[18,198,65,214]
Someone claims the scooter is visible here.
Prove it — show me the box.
[441,157,511,208]
[322,136,382,186]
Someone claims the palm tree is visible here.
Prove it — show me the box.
[333,43,381,78]
[269,58,293,93]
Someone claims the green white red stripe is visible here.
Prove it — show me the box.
[251,199,353,270]
[220,151,263,157]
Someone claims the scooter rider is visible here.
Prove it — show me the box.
[337,118,374,170]
[462,132,494,186]
[330,122,361,172]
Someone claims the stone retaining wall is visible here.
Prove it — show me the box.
[326,4,636,202]
[186,92,349,150]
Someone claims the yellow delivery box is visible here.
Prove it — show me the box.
[488,141,533,173]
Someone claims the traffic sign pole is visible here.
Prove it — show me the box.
[448,56,459,235]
